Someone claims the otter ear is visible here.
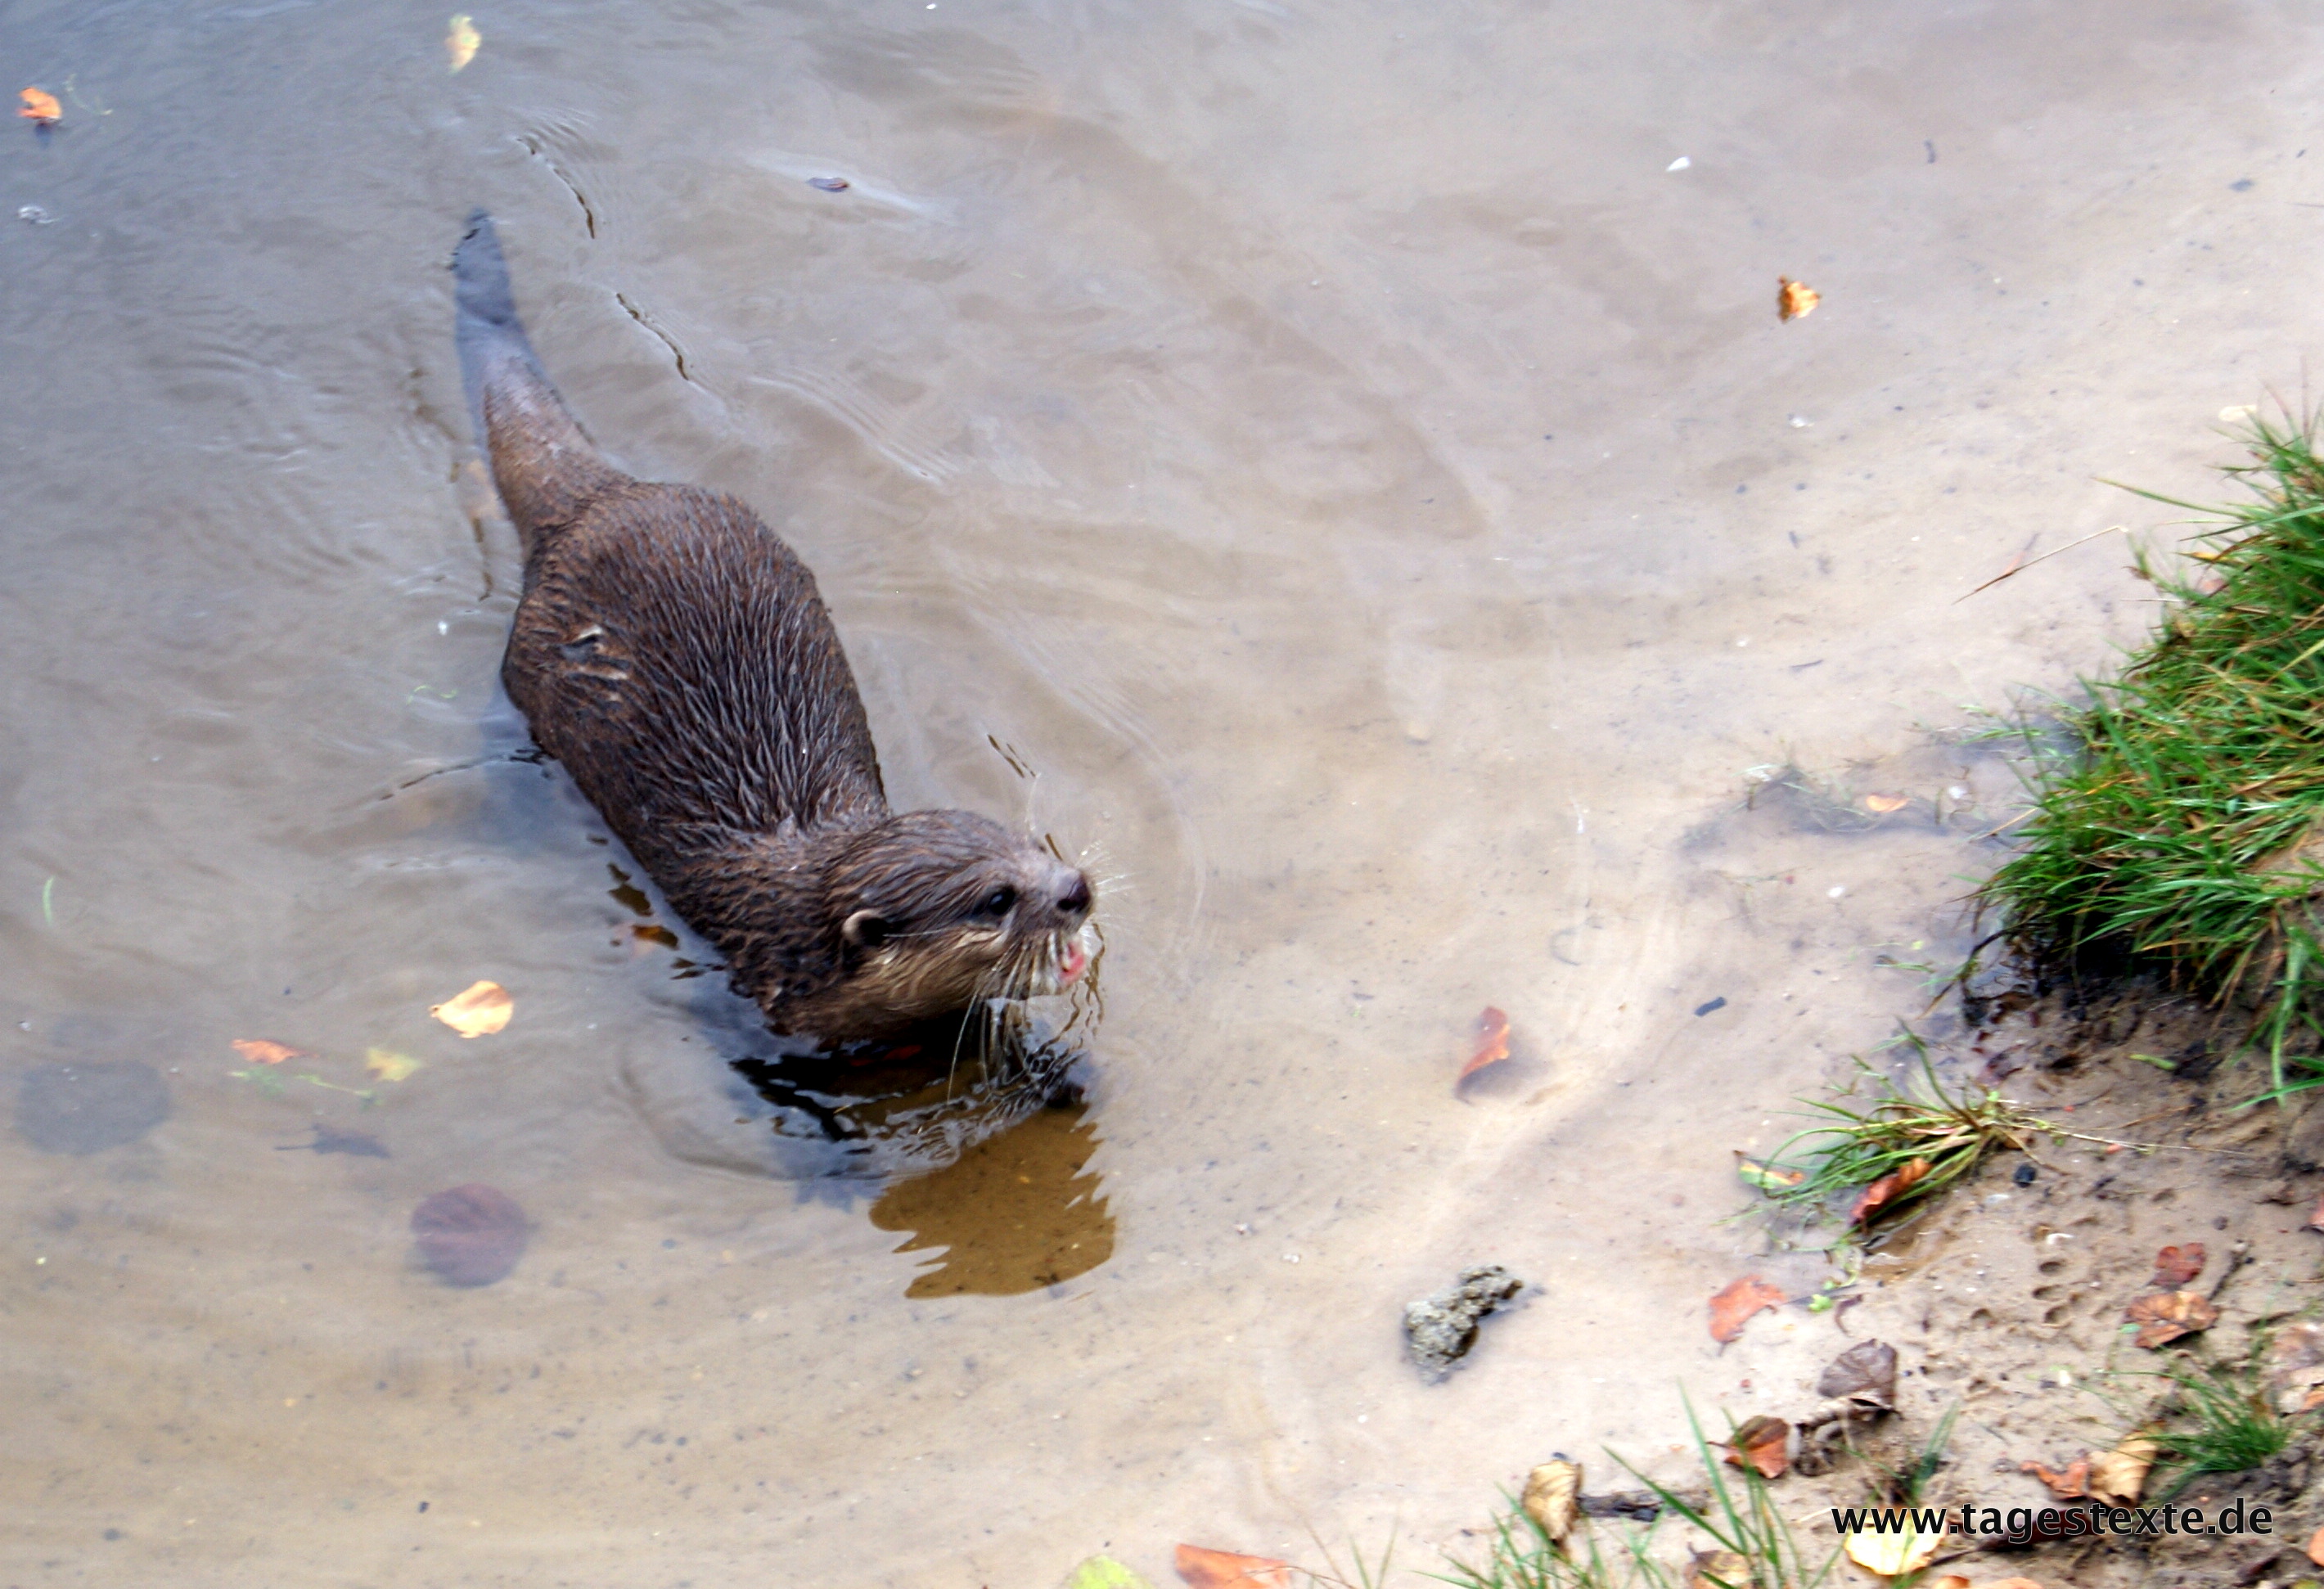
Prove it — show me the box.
[841,910,891,950]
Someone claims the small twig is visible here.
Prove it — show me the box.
[1953,524,2128,603]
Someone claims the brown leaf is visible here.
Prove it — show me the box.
[1458,1006,1511,1083]
[1777,277,1820,322]
[2125,1290,2218,1349]
[1723,1414,1790,1479]
[2151,1243,2206,1288]
[19,88,60,124]
[1708,1275,1786,1344]
[2087,1435,2157,1506]
[2019,1456,2088,1499]
[230,1038,309,1066]
[1173,1545,1292,1589]
[1520,1460,1581,1546]
[1816,1339,1898,1411]
[1848,1156,1934,1225]
[430,979,513,1038]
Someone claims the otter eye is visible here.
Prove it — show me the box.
[980,886,1017,917]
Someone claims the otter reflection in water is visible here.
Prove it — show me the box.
[453,210,1098,1045]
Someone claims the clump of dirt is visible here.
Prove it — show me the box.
[1404,1264,1527,1382]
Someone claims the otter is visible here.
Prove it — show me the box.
[451,211,1095,1045]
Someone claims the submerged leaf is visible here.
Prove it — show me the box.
[1065,1558,1156,1589]
[1735,1154,1806,1193]
[446,14,480,71]
[1173,1544,1291,1588]
[231,1039,309,1066]
[365,1047,424,1083]
[430,979,512,1038]
[1707,1275,1786,1344]
[1457,1006,1511,1084]
[1862,793,1909,813]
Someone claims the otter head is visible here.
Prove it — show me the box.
[786,808,1095,1039]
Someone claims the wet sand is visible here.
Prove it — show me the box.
[7,1,2324,1582]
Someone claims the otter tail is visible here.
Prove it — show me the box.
[453,210,626,543]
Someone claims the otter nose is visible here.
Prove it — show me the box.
[1055,871,1092,918]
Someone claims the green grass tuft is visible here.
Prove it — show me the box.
[1979,410,2324,1094]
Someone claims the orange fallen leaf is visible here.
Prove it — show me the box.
[230,1038,309,1066]
[1173,1544,1292,1589]
[1708,1275,1786,1344]
[2126,1290,2218,1349]
[2151,1242,2205,1288]
[2020,1456,2088,1499]
[430,979,512,1038]
[1723,1414,1790,1479]
[1847,1156,1933,1225]
[446,14,481,71]
[1862,793,1908,813]
[1777,277,1820,322]
[2308,1521,2324,1569]
[19,88,60,124]
[1457,1006,1511,1084]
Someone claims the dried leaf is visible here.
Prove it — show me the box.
[1735,1155,1806,1193]
[1708,1275,1786,1344]
[1848,1156,1934,1225]
[231,1039,309,1066]
[2151,1243,2206,1288]
[2019,1456,2088,1499]
[430,979,512,1038]
[1065,1560,1153,1589]
[19,88,60,124]
[2308,1522,2324,1569]
[1843,1519,1941,1577]
[2087,1435,2157,1506]
[1687,1551,1752,1589]
[1816,1339,1898,1411]
[365,1047,424,1083]
[1723,1415,1790,1479]
[1777,277,1820,322]
[1862,793,1908,813]
[1520,1460,1581,1545]
[2308,1191,2324,1232]
[1458,1006,1511,1083]
[446,15,481,71]
[1066,1560,1156,1589]
[1173,1545,1292,1589]
[2125,1290,2218,1349]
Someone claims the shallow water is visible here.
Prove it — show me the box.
[6,0,2322,1582]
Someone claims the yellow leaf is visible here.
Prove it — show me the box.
[1844,1521,1942,1576]
[1521,1459,1582,1545]
[446,15,481,72]
[366,1048,424,1083]
[430,979,512,1038]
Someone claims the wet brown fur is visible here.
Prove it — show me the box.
[453,212,1092,1042]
